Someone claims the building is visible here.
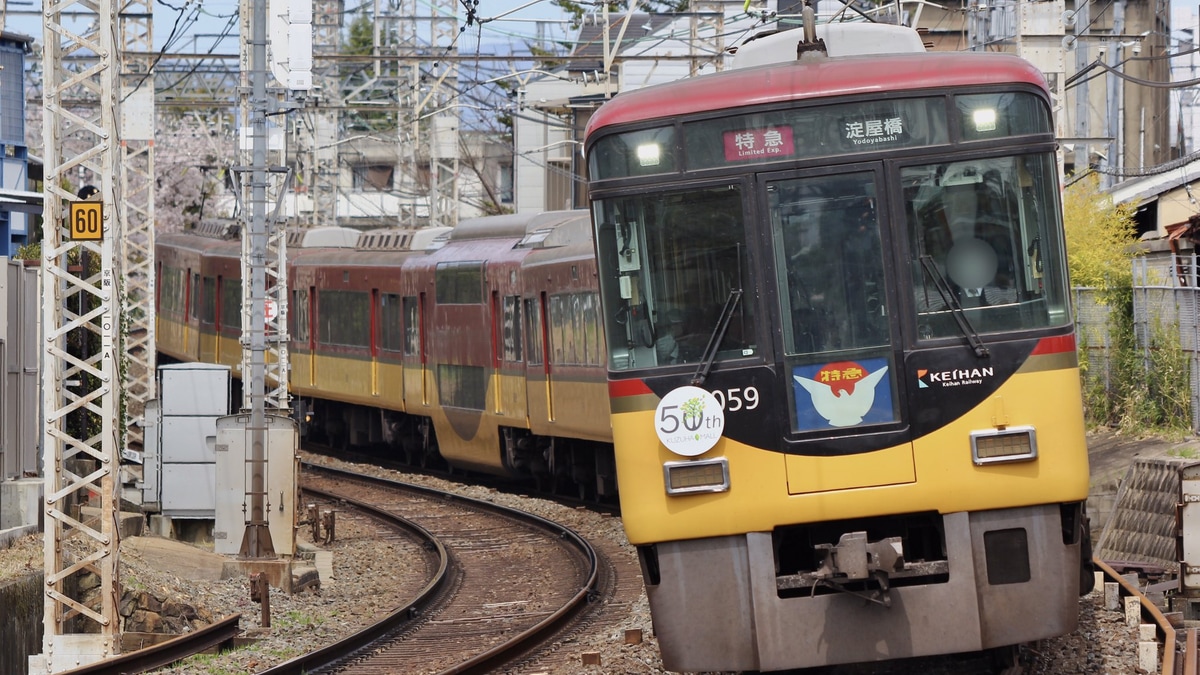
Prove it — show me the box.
[0,32,39,256]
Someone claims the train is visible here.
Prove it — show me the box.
[156,212,617,498]
[584,20,1091,673]
[155,19,1092,674]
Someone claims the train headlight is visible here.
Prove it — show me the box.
[972,108,998,133]
[636,143,662,167]
[970,426,1037,465]
[663,458,730,495]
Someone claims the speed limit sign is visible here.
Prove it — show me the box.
[69,201,104,241]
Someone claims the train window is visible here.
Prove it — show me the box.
[402,296,419,355]
[318,289,370,348]
[955,92,1051,142]
[683,97,947,171]
[190,273,199,319]
[904,153,1070,338]
[293,288,310,344]
[437,364,486,410]
[380,293,403,353]
[200,277,216,325]
[589,126,678,180]
[769,171,900,432]
[501,295,522,363]
[550,295,569,364]
[435,261,484,304]
[219,278,241,335]
[160,266,185,317]
[593,184,756,371]
[524,297,543,366]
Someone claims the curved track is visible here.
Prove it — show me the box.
[262,463,599,675]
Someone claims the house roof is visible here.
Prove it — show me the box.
[1107,156,1200,207]
[568,13,678,70]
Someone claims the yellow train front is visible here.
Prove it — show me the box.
[585,25,1090,672]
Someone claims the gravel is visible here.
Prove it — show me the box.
[1,459,1148,674]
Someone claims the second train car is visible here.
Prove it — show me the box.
[156,211,617,498]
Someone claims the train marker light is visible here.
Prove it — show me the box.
[970,426,1037,465]
[972,108,998,133]
[636,143,661,167]
[664,458,730,495]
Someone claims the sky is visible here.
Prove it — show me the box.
[1,0,576,55]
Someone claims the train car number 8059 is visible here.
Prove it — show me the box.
[712,387,759,411]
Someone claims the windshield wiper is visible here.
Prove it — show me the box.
[691,289,744,386]
[918,255,989,358]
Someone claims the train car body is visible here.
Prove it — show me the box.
[155,212,616,493]
[585,24,1090,672]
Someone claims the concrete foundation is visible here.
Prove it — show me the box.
[1,479,43,531]
[78,507,144,540]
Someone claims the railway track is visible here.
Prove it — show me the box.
[260,462,600,674]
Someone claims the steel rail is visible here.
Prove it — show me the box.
[52,614,242,675]
[1094,558,1177,675]
[257,479,450,675]
[261,462,599,674]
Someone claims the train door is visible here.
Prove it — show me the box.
[534,292,553,420]
[419,292,430,406]
[370,289,380,396]
[761,164,915,494]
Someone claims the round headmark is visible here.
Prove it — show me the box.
[655,385,725,457]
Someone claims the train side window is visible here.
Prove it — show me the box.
[200,276,216,325]
[292,288,310,344]
[219,277,241,336]
[501,295,522,363]
[549,294,567,364]
[524,297,543,366]
[380,293,403,352]
[402,296,419,356]
[318,289,370,348]
[190,273,199,320]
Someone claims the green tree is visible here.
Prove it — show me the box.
[1063,173,1137,294]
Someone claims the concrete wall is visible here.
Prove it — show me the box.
[0,573,42,675]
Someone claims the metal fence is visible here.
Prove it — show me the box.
[1076,252,1200,432]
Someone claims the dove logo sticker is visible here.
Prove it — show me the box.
[655,386,725,457]
[792,358,896,430]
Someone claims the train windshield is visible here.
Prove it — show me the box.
[592,185,757,371]
[904,152,1070,339]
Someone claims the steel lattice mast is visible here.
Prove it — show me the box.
[237,0,291,415]
[303,0,340,229]
[426,0,459,230]
[36,0,124,670]
[689,0,728,75]
[119,0,156,453]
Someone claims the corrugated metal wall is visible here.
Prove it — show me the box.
[1,258,40,479]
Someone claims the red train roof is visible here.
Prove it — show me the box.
[584,52,1047,141]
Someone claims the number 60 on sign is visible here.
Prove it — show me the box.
[69,201,103,241]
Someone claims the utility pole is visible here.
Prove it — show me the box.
[119,0,156,456]
[237,0,277,559]
[34,0,124,671]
